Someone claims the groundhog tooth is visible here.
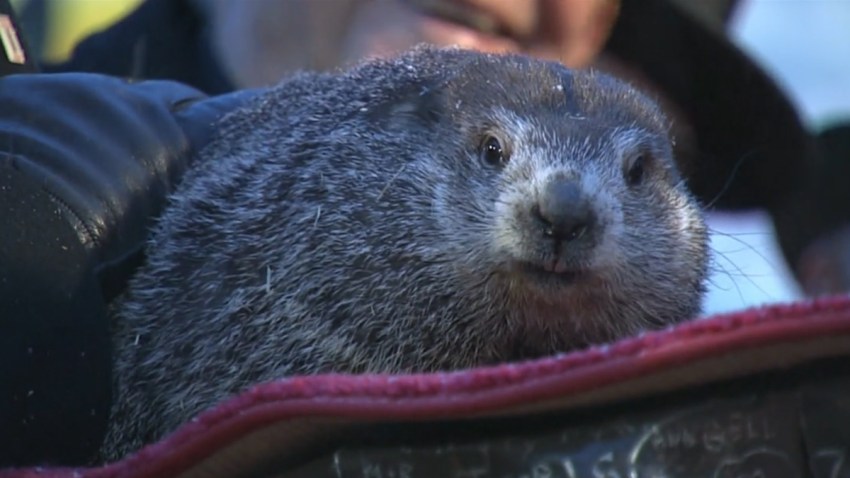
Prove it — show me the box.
[552,258,570,275]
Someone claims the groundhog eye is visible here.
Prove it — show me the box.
[626,153,646,186]
[480,135,507,166]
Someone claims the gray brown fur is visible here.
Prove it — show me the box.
[100,45,709,460]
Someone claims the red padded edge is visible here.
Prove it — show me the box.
[4,294,850,478]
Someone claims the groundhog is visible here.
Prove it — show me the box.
[100,45,709,460]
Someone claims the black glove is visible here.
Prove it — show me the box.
[0,72,261,467]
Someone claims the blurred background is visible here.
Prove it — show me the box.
[705,0,850,314]
[8,0,142,64]
[8,0,850,316]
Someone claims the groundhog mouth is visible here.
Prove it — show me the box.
[513,261,585,287]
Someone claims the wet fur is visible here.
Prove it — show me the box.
[101,46,709,460]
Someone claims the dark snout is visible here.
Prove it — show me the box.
[533,178,598,244]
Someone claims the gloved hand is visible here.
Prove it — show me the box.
[0,72,262,467]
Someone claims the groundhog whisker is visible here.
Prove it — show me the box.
[376,163,408,201]
[710,231,772,237]
[706,248,772,299]
[708,227,780,268]
[700,149,758,211]
[313,206,322,228]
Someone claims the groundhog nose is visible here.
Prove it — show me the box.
[535,179,596,242]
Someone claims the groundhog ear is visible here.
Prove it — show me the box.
[366,86,443,131]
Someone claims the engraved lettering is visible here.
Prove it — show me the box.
[454,468,489,478]
[592,452,621,478]
[354,461,413,478]
[362,463,382,478]
[532,463,554,478]
[727,414,744,444]
[703,420,726,453]
[754,415,775,440]
[644,410,778,457]
[815,449,848,478]
[561,458,577,478]
[713,448,794,478]
[735,470,766,478]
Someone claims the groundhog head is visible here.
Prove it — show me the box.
[351,46,710,352]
